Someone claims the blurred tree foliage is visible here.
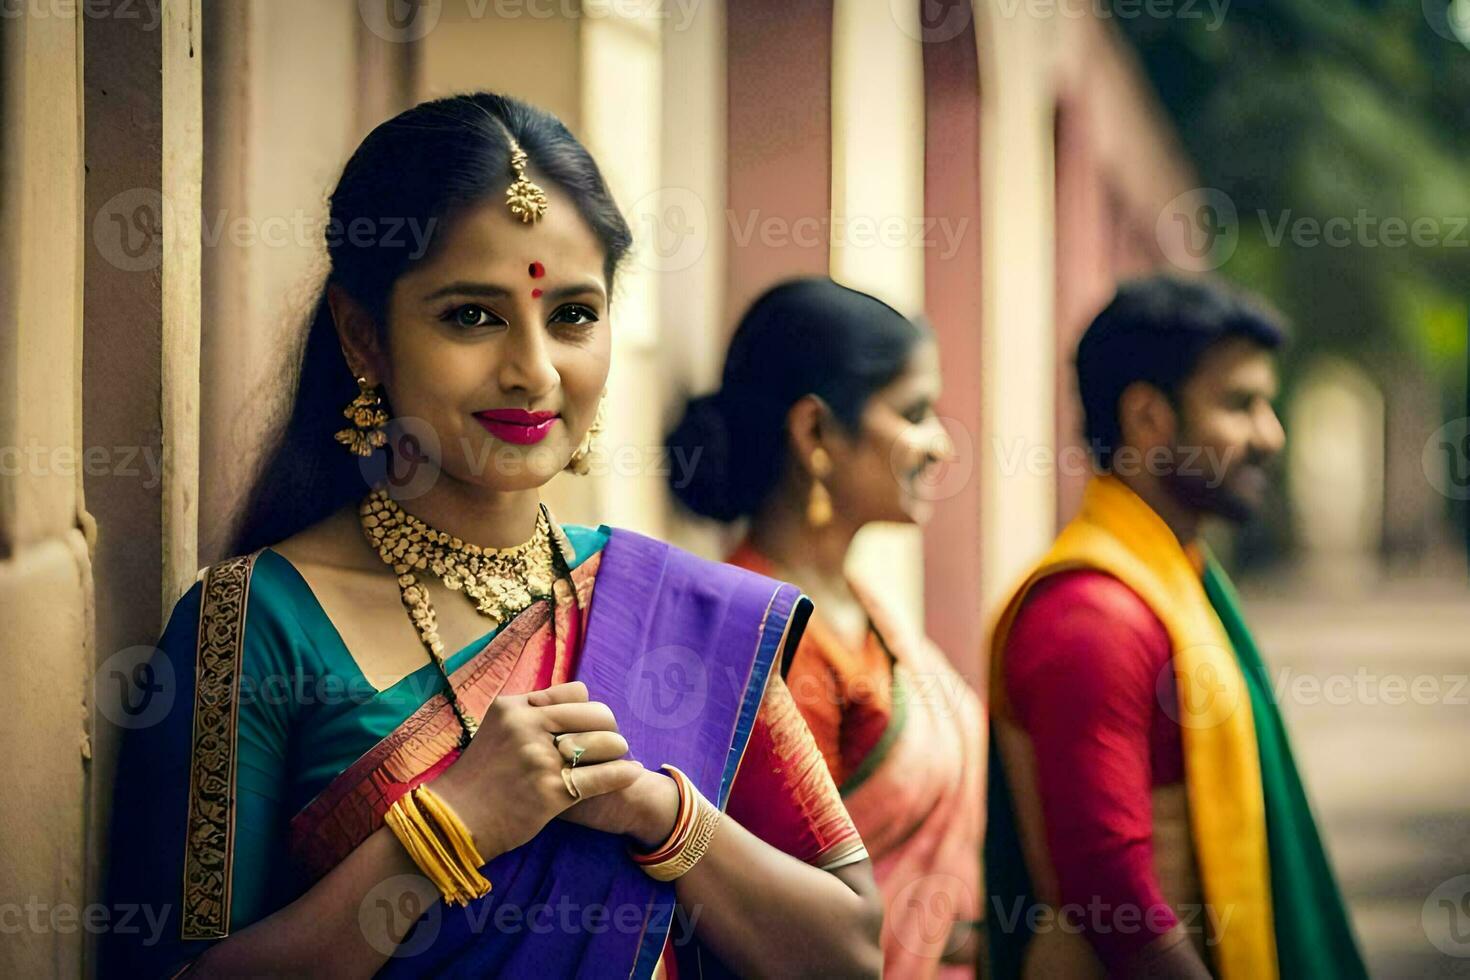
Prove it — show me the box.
[1114,0,1470,560]
[1116,0,1469,374]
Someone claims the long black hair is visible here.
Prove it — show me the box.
[231,93,632,556]
[665,277,928,522]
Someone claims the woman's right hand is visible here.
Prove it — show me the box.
[431,680,644,860]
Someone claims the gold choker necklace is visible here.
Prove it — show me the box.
[359,485,559,741]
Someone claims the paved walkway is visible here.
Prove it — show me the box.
[1243,577,1470,977]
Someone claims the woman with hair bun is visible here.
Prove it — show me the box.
[103,95,882,979]
[668,277,986,978]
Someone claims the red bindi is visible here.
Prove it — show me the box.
[528,261,545,279]
[531,288,543,299]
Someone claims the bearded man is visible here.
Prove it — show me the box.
[984,275,1367,980]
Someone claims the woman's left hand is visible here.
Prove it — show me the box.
[556,766,680,848]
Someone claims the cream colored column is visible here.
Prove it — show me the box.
[0,9,91,979]
[579,8,666,535]
[201,0,408,564]
[163,0,204,625]
[830,0,928,632]
[976,0,1058,616]
[649,0,729,557]
[81,2,203,975]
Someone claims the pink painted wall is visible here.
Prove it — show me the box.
[725,0,834,326]
[921,12,986,689]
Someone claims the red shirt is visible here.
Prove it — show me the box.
[1002,569,1184,970]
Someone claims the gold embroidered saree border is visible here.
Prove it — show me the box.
[180,551,262,940]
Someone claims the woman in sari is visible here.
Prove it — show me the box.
[665,279,986,978]
[103,94,882,979]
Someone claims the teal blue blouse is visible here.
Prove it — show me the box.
[103,524,610,978]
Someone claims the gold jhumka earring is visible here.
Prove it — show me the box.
[806,447,833,528]
[335,376,389,457]
[565,397,606,476]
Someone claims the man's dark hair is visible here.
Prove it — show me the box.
[1076,274,1287,468]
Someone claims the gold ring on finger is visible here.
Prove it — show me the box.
[561,766,582,800]
[569,745,586,768]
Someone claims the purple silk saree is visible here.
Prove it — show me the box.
[292,527,810,978]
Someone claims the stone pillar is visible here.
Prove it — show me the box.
[81,0,202,974]
[725,0,834,323]
[921,0,987,686]
[0,7,92,977]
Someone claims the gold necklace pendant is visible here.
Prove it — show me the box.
[359,485,558,740]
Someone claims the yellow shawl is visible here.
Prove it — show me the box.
[989,475,1276,979]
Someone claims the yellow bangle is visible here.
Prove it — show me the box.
[403,789,481,901]
[385,786,492,906]
[414,786,489,882]
[385,801,456,900]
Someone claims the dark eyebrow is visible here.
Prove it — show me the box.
[421,280,606,304]
[542,281,606,304]
[1226,382,1277,401]
[422,281,510,302]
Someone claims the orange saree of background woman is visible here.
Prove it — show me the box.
[728,541,986,978]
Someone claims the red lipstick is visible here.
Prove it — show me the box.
[473,408,559,445]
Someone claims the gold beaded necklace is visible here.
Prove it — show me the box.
[359,484,561,743]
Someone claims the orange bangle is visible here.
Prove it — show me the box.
[634,766,722,882]
[631,765,694,864]
[633,770,689,863]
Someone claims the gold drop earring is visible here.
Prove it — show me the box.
[335,375,389,457]
[565,396,606,475]
[806,447,833,528]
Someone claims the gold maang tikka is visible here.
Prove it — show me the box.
[505,139,549,224]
